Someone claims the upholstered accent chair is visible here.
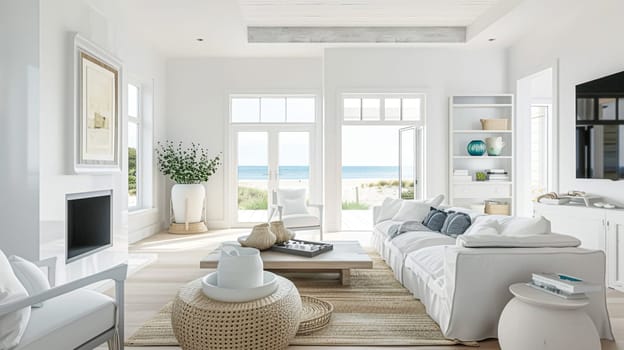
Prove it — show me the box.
[0,250,127,350]
[270,188,324,240]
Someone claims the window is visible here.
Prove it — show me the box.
[128,83,140,209]
[342,94,425,122]
[231,96,315,123]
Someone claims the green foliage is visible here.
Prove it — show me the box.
[155,141,221,184]
[342,201,369,210]
[238,186,268,210]
[476,172,487,181]
[401,189,415,200]
[128,147,137,195]
[365,179,414,188]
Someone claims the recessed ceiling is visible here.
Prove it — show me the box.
[118,0,569,58]
[239,0,502,27]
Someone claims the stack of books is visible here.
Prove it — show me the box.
[528,273,601,299]
[487,169,510,182]
[453,169,472,183]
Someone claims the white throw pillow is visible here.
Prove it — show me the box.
[425,194,445,208]
[0,250,31,349]
[501,216,551,236]
[277,188,309,216]
[9,256,51,308]
[391,201,431,222]
[463,218,501,236]
[376,198,403,223]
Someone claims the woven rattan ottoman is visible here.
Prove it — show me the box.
[171,276,302,350]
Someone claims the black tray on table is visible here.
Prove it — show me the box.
[270,239,333,257]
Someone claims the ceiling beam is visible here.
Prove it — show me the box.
[247,26,466,43]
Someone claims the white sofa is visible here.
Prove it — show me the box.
[371,200,614,342]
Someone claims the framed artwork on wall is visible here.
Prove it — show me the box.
[73,33,123,172]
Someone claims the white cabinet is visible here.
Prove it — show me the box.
[605,211,624,290]
[534,203,624,290]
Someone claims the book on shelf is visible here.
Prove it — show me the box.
[453,169,469,175]
[487,169,506,174]
[532,273,601,294]
[527,281,588,300]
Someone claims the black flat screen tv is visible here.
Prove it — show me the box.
[576,70,624,180]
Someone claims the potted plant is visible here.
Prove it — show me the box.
[156,141,221,232]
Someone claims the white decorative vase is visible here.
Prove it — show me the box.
[171,183,205,224]
[485,136,506,156]
[217,245,264,289]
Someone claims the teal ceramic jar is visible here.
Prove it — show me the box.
[467,140,486,156]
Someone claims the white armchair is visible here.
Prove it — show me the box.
[269,188,324,240]
[0,255,127,350]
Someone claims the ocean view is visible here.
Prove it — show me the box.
[238,165,404,180]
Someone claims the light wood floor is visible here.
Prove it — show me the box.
[117,229,624,349]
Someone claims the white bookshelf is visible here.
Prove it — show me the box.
[449,94,515,214]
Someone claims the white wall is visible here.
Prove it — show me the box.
[0,0,40,260]
[165,57,323,228]
[508,0,624,207]
[0,0,166,281]
[323,47,508,230]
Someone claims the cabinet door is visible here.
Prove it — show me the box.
[606,211,624,290]
[535,204,606,251]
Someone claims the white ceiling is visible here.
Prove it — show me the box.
[239,0,501,27]
[119,0,573,58]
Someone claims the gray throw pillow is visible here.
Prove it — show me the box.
[441,212,472,237]
[422,207,447,232]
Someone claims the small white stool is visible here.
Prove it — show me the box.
[498,283,600,350]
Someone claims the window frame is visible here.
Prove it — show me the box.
[127,82,142,211]
[230,94,317,124]
[340,93,426,125]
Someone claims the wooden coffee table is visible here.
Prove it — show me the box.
[200,241,373,285]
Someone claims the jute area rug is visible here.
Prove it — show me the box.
[126,253,477,347]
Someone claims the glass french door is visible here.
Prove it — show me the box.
[399,126,424,200]
[233,127,314,225]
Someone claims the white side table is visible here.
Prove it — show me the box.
[498,283,600,350]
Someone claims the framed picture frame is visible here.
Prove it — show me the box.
[73,33,123,172]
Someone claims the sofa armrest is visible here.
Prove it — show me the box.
[441,247,612,341]
[0,263,127,317]
[372,205,382,225]
[308,204,324,228]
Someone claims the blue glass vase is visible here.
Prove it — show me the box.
[467,140,486,156]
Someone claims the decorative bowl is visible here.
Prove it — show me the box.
[467,140,486,156]
[201,271,278,302]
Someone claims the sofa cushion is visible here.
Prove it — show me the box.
[422,207,447,232]
[500,216,551,236]
[15,289,115,350]
[440,212,472,237]
[392,201,431,222]
[277,188,308,216]
[376,198,403,223]
[463,218,501,236]
[456,233,581,248]
[9,256,51,308]
[0,250,31,349]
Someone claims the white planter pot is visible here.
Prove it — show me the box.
[171,184,205,224]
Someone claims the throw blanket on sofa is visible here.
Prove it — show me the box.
[387,221,431,239]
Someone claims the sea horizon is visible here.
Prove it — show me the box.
[238,165,413,180]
